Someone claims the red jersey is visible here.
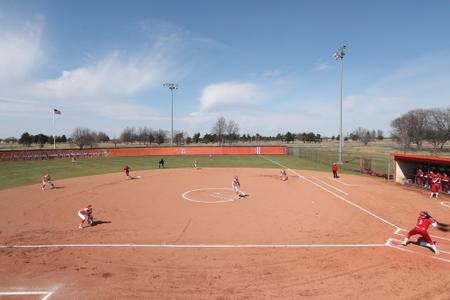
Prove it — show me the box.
[332,165,338,171]
[79,208,92,216]
[124,166,130,172]
[415,217,435,231]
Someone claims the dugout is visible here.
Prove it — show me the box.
[392,153,450,184]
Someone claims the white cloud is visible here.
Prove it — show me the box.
[313,62,332,72]
[0,17,45,85]
[199,81,269,111]
[36,50,172,100]
[343,95,360,109]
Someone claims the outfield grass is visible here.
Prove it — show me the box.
[0,154,339,190]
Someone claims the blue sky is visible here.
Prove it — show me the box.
[1,0,450,138]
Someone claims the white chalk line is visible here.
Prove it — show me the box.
[182,187,241,204]
[260,155,400,229]
[386,234,450,264]
[309,175,348,195]
[0,290,54,300]
[329,178,359,187]
[0,243,386,249]
[440,201,450,208]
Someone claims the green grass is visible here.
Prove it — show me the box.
[0,154,341,190]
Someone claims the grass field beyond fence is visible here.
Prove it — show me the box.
[0,154,341,190]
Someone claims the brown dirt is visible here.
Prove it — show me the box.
[0,167,449,299]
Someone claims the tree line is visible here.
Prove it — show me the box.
[18,132,68,147]
[390,107,450,150]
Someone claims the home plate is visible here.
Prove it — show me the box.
[386,238,450,262]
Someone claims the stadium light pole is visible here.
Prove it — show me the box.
[163,83,178,145]
[334,44,346,164]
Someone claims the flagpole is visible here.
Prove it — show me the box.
[53,110,56,150]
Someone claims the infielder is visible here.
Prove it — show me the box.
[280,169,288,181]
[232,176,246,199]
[42,174,55,190]
[78,205,94,229]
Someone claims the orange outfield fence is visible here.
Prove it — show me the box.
[0,146,287,162]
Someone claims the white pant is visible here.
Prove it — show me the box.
[78,211,89,220]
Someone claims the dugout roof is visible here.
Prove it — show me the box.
[391,153,450,166]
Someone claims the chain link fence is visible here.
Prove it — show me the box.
[289,146,394,179]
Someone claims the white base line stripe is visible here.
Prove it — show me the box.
[0,292,50,295]
[260,155,399,229]
[0,243,386,249]
[0,291,54,300]
[310,175,348,195]
[330,178,358,186]
[386,237,450,263]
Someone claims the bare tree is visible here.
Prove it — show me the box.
[71,127,97,149]
[354,127,371,145]
[426,108,450,150]
[120,127,136,144]
[226,120,240,144]
[391,109,429,150]
[407,109,428,150]
[212,117,227,145]
[376,129,384,140]
[97,131,110,142]
[391,116,411,150]
[174,132,184,145]
[155,130,166,144]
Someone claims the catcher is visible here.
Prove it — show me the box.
[402,211,439,254]
[78,205,94,229]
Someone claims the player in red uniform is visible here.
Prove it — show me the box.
[415,168,424,186]
[280,169,288,181]
[124,165,130,178]
[78,205,94,229]
[442,173,449,194]
[402,211,439,254]
[430,175,441,198]
[41,174,55,190]
[332,163,339,178]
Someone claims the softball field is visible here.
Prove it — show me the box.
[0,156,449,299]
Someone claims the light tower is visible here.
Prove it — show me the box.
[163,83,178,145]
[334,44,346,164]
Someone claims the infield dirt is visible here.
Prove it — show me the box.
[0,167,449,299]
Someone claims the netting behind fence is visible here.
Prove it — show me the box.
[288,146,394,179]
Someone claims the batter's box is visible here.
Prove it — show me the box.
[385,238,450,263]
[0,290,54,299]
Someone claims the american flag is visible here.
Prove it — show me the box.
[53,108,61,115]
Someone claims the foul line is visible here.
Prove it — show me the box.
[440,201,450,208]
[309,175,348,195]
[260,155,399,229]
[330,178,358,187]
[0,243,386,249]
[0,291,54,300]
